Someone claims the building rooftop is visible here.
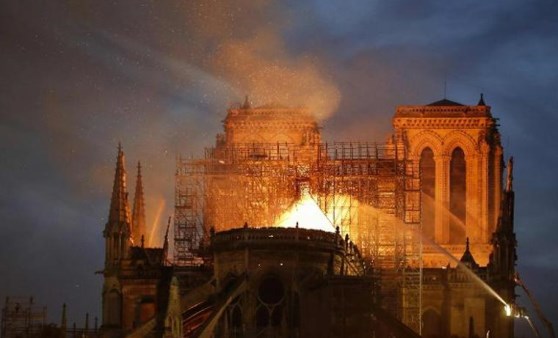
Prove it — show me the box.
[427,98,464,106]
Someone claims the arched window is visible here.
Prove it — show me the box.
[232,305,242,328]
[231,303,243,337]
[450,148,466,244]
[256,306,269,328]
[420,148,436,240]
[256,276,284,330]
[291,292,300,328]
[422,309,442,338]
[138,297,155,324]
[106,290,121,325]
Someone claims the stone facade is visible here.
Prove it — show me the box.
[222,100,320,146]
[206,226,376,338]
[393,98,503,267]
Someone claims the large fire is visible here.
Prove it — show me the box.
[275,191,335,233]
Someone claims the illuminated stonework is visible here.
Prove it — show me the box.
[393,98,503,267]
[222,100,321,146]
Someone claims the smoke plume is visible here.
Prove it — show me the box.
[179,0,341,120]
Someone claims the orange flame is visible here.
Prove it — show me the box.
[275,192,335,232]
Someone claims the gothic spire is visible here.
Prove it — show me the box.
[460,237,479,269]
[477,93,486,106]
[490,156,517,286]
[60,303,67,332]
[495,156,515,234]
[163,216,171,261]
[505,156,514,193]
[132,161,146,245]
[242,95,251,109]
[106,143,131,234]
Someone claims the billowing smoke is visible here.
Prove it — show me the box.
[211,33,340,120]
[178,0,341,120]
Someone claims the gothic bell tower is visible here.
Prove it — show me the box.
[101,144,132,331]
[393,95,503,266]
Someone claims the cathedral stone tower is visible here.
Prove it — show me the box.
[104,144,132,268]
[393,96,503,266]
[222,97,321,146]
[101,146,182,338]
[102,144,132,332]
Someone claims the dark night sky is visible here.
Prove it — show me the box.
[1,1,557,335]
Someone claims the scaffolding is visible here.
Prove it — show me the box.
[174,140,422,332]
[1,297,46,338]
[311,142,422,332]
[175,158,206,265]
[174,143,304,265]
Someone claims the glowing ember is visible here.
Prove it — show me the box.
[275,194,335,232]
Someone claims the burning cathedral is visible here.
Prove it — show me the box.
[99,96,518,338]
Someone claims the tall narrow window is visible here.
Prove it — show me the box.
[107,290,121,325]
[420,148,436,241]
[422,309,442,338]
[450,148,466,244]
[231,304,243,337]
